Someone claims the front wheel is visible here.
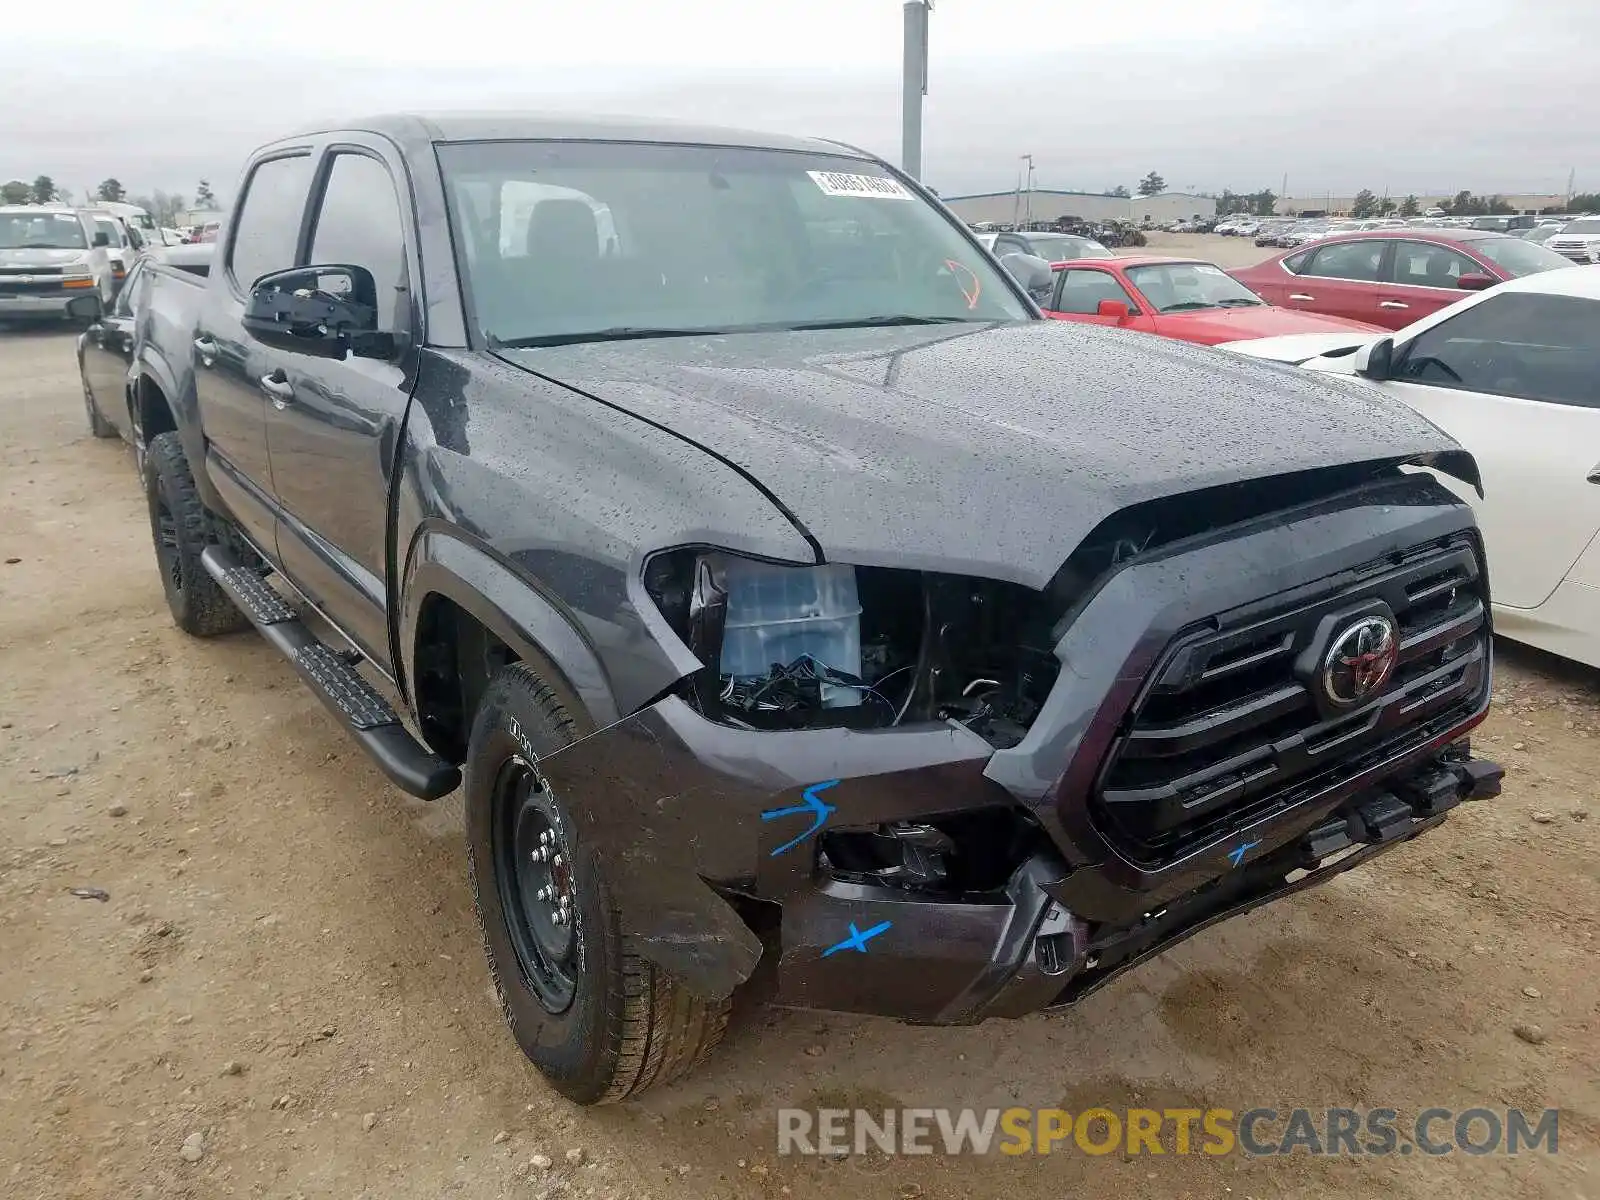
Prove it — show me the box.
[465,663,730,1104]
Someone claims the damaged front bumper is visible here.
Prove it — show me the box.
[534,689,1500,1024]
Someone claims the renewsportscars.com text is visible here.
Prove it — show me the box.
[776,1106,1560,1157]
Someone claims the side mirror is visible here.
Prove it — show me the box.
[999,251,1054,301]
[92,231,110,247]
[1355,337,1394,381]
[1096,299,1133,320]
[242,264,394,360]
[1457,273,1494,291]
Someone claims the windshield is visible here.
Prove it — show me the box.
[1473,237,1573,275]
[0,210,87,250]
[438,141,1030,346]
[1561,218,1600,234]
[94,218,124,247]
[1025,233,1113,260]
[1126,262,1264,312]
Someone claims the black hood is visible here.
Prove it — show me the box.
[501,321,1472,588]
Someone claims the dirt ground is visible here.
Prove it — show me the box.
[1,290,1596,1199]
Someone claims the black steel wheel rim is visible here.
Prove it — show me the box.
[493,756,578,1013]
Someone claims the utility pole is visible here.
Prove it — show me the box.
[901,1,932,180]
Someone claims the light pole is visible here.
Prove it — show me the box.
[1021,154,1035,227]
[901,1,932,180]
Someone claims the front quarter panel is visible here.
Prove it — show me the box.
[394,349,816,723]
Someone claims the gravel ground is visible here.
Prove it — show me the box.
[1,315,1595,1200]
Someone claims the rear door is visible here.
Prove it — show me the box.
[1378,240,1483,325]
[1285,239,1389,325]
[1044,266,1156,331]
[262,140,420,669]
[193,149,316,556]
[1382,290,1600,609]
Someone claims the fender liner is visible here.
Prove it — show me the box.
[134,353,218,511]
[398,526,621,736]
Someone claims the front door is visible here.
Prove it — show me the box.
[192,150,316,557]
[263,144,420,670]
[1045,267,1156,331]
[1383,288,1600,610]
[1376,240,1483,326]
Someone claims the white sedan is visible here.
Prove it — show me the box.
[1219,266,1600,668]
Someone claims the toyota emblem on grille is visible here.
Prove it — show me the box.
[1322,615,1398,706]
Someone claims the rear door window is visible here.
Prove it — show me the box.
[1300,240,1385,281]
[227,153,314,290]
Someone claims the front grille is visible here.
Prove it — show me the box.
[1094,536,1489,861]
[0,266,63,276]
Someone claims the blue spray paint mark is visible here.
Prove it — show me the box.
[760,780,840,857]
[1227,839,1262,868]
[821,920,892,957]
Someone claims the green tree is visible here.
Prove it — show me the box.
[1214,188,1246,215]
[31,175,57,204]
[1378,197,1397,216]
[1350,189,1378,218]
[1568,193,1600,212]
[1249,188,1278,216]
[1108,184,1131,198]
[1137,171,1166,197]
[1,180,31,204]
[96,178,126,203]
[1398,194,1420,217]
[1442,189,1487,216]
[1484,194,1516,215]
[195,179,217,208]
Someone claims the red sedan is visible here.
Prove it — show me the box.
[1229,229,1572,330]
[1041,256,1381,345]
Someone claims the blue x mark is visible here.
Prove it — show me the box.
[761,780,840,857]
[1227,839,1262,868]
[821,920,892,957]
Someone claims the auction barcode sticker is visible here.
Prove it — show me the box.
[808,171,912,200]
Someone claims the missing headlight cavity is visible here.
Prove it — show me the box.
[643,550,1061,747]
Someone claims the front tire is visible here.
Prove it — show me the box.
[142,432,250,637]
[465,663,729,1104]
[83,377,116,438]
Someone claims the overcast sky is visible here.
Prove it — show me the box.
[4,0,1593,207]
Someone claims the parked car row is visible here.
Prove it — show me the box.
[69,110,1508,1107]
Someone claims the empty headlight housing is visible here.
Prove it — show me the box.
[642,548,1062,744]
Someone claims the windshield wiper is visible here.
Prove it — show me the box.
[490,315,979,349]
[783,315,979,331]
[489,326,729,349]
[1160,301,1215,312]
[1215,298,1265,307]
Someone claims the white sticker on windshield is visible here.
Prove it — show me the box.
[807,171,912,200]
[1193,263,1228,276]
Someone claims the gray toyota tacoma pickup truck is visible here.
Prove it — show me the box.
[117,112,1502,1104]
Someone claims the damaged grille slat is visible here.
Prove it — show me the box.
[1095,536,1490,859]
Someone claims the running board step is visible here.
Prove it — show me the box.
[200,546,460,800]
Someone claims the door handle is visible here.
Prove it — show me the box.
[1289,293,1314,301]
[1379,300,1410,310]
[258,370,295,409]
[193,335,217,368]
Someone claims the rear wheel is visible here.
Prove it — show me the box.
[465,663,730,1104]
[142,432,250,637]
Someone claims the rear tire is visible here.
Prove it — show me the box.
[465,662,730,1104]
[142,432,250,637]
